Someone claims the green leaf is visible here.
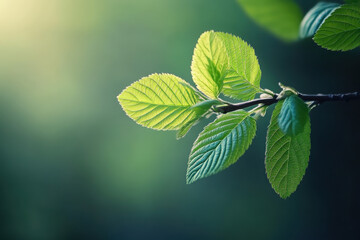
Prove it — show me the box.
[187,110,257,184]
[278,95,309,136]
[266,100,311,198]
[191,99,222,109]
[237,0,303,41]
[299,2,340,39]
[314,4,360,51]
[176,117,202,139]
[176,100,220,139]
[191,31,228,99]
[215,32,262,101]
[118,73,202,130]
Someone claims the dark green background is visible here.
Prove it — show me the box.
[0,0,359,239]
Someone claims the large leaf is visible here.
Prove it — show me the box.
[299,2,340,39]
[314,4,360,51]
[278,95,309,136]
[187,110,257,184]
[237,0,303,41]
[118,73,203,130]
[191,31,228,99]
[215,32,262,101]
[266,100,311,198]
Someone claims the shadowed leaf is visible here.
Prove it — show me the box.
[118,73,202,130]
[266,100,311,198]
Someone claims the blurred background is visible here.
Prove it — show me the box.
[0,0,359,239]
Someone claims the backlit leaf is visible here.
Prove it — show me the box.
[278,95,309,136]
[215,32,262,101]
[118,73,202,130]
[191,31,228,99]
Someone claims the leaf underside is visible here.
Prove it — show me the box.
[216,32,262,101]
[118,73,202,130]
[187,110,257,184]
[299,2,340,39]
[278,95,309,136]
[266,100,311,198]
[237,0,303,41]
[314,4,360,51]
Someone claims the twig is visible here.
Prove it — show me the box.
[216,92,360,114]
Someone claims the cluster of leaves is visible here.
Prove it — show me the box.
[118,31,313,198]
[238,0,360,51]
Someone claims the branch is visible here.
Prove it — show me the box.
[216,92,360,114]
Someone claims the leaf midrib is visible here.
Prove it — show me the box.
[119,98,195,108]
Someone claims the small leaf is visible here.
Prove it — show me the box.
[176,100,220,139]
[187,110,257,184]
[191,31,228,99]
[278,95,309,136]
[176,117,202,139]
[215,32,262,101]
[237,0,303,41]
[299,2,340,39]
[314,4,360,51]
[191,99,222,109]
[118,73,201,130]
[266,100,311,198]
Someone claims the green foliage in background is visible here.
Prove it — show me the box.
[217,32,262,101]
[118,31,317,198]
[237,0,303,41]
[237,0,360,51]
[118,73,203,130]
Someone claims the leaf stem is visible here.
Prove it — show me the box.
[215,92,360,114]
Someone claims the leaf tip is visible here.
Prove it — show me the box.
[279,192,291,199]
[117,90,126,109]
